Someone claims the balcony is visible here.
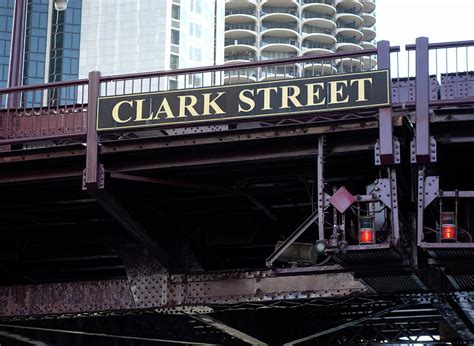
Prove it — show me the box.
[302,10,334,21]
[261,6,299,16]
[261,21,299,34]
[225,38,257,47]
[362,27,376,41]
[336,20,361,29]
[224,52,257,62]
[225,23,257,32]
[225,8,257,16]
[302,41,334,50]
[362,13,376,27]
[302,24,334,35]
[361,0,376,13]
[361,40,376,49]
[261,36,300,53]
[302,0,335,5]
[260,65,298,81]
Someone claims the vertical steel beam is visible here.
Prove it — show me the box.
[317,136,325,240]
[415,37,430,163]
[389,167,400,244]
[417,167,425,246]
[83,71,103,190]
[7,0,27,108]
[377,40,394,165]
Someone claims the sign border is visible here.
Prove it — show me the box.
[97,69,391,131]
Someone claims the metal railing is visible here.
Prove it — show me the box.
[302,24,334,35]
[302,11,334,20]
[261,37,299,47]
[225,53,257,61]
[225,23,256,31]
[302,42,334,50]
[225,8,257,16]
[225,38,257,46]
[302,0,335,5]
[261,22,299,31]
[2,39,474,148]
[261,7,298,16]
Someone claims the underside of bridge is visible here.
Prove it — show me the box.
[0,39,473,344]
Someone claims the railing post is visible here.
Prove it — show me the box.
[83,71,103,191]
[376,40,395,165]
[415,37,430,163]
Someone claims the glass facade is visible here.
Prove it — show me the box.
[23,0,48,86]
[0,0,14,106]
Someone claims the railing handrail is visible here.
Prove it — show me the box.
[0,45,401,93]
[405,39,474,51]
[0,78,88,95]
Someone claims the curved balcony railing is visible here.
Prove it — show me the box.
[336,20,361,29]
[225,8,257,16]
[261,52,298,60]
[225,23,256,31]
[261,37,299,47]
[302,11,334,20]
[261,7,299,16]
[337,8,362,15]
[302,25,334,35]
[302,41,334,50]
[224,53,256,61]
[260,66,298,78]
[337,36,362,44]
[302,0,335,5]
[261,22,299,32]
[225,38,257,46]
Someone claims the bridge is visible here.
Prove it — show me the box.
[0,37,473,344]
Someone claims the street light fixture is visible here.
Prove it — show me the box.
[53,0,68,11]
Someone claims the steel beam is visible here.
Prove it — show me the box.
[190,314,268,345]
[433,296,474,342]
[283,302,409,345]
[415,37,431,163]
[0,267,367,318]
[89,189,175,270]
[377,40,395,165]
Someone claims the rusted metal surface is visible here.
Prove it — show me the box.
[0,267,368,318]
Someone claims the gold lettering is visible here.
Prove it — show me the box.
[178,95,199,117]
[238,89,255,112]
[202,92,225,115]
[328,80,349,104]
[350,77,373,102]
[280,85,303,109]
[134,99,152,121]
[256,87,278,110]
[153,97,175,119]
[306,83,326,106]
[112,100,133,123]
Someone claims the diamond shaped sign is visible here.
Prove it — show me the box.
[329,186,356,213]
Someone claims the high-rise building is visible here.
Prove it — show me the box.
[79,0,224,86]
[0,0,224,94]
[224,0,376,79]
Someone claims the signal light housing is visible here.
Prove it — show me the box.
[359,216,375,244]
[440,212,457,242]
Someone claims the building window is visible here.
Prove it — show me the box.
[169,79,178,90]
[170,54,179,70]
[190,22,201,38]
[171,4,180,20]
[171,29,180,45]
[191,0,202,13]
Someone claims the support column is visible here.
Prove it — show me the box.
[376,40,395,165]
[415,37,430,163]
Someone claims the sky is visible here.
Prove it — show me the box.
[376,0,474,46]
